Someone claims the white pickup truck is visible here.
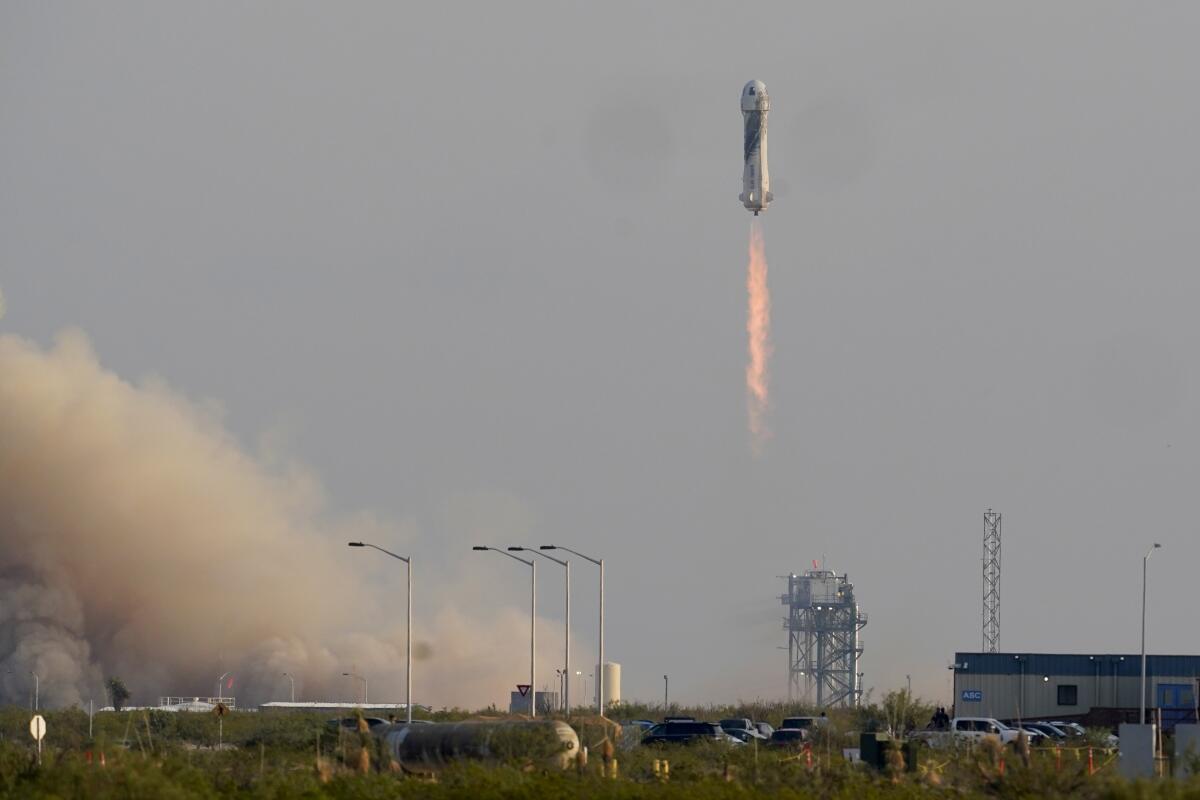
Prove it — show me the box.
[914,717,1024,747]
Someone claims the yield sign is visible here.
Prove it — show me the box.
[516,684,531,697]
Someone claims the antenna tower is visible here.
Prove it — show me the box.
[982,509,1001,653]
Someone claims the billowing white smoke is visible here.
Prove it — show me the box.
[0,331,571,710]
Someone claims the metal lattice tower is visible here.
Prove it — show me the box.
[782,570,867,708]
[982,510,1001,653]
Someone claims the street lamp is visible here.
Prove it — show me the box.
[1141,542,1162,724]
[30,671,39,712]
[282,672,295,704]
[348,541,414,724]
[664,674,669,710]
[541,545,604,716]
[511,546,570,715]
[343,671,368,705]
[474,546,537,718]
[217,672,230,705]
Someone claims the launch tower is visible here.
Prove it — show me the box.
[782,570,867,708]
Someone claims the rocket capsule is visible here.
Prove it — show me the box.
[740,80,773,215]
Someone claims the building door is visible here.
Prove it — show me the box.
[1155,683,1196,730]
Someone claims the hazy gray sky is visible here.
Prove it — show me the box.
[4,2,1200,706]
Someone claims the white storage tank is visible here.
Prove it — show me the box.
[595,662,621,708]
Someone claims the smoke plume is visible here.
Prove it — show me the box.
[745,220,771,452]
[0,331,571,710]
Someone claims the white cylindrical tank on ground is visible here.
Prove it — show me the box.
[595,662,620,707]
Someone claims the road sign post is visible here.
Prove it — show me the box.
[213,702,228,749]
[29,714,45,765]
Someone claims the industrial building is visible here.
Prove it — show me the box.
[952,652,1200,728]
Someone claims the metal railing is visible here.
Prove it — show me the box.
[158,696,237,709]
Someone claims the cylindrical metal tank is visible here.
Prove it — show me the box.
[382,720,579,771]
[595,662,621,707]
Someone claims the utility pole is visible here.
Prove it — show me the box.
[1141,543,1162,724]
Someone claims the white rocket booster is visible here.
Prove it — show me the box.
[740,80,772,215]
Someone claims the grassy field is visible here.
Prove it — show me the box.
[0,699,1187,798]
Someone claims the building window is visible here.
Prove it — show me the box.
[1058,685,1078,706]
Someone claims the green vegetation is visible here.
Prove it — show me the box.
[0,701,1186,798]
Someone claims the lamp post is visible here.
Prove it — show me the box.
[510,546,570,715]
[1141,543,1162,724]
[217,671,230,704]
[282,672,295,704]
[30,671,39,712]
[474,546,537,718]
[541,546,604,716]
[343,671,368,705]
[664,674,669,710]
[348,541,414,723]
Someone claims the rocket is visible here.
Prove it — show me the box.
[740,80,772,215]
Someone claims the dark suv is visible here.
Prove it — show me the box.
[642,721,726,745]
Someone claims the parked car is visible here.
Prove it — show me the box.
[719,718,766,742]
[754,721,775,738]
[1023,722,1068,740]
[1046,722,1116,748]
[1014,725,1049,744]
[641,721,728,746]
[950,717,1023,744]
[622,720,657,743]
[768,728,808,747]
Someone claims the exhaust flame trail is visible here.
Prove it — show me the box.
[746,220,771,451]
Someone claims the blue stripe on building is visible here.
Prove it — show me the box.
[954,652,1200,678]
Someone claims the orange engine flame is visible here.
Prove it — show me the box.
[746,220,771,452]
